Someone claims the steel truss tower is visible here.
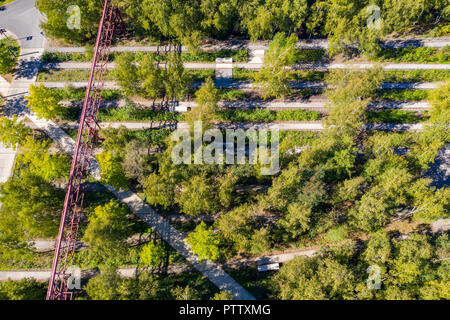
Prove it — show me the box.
[47,0,117,300]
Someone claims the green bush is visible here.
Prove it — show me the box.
[366,110,427,123]
[216,109,321,122]
[293,49,326,63]
[326,225,348,243]
[376,89,429,101]
[383,70,450,83]
[376,46,449,63]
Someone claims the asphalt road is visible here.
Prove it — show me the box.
[0,0,44,49]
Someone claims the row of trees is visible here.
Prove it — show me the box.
[37,1,449,55]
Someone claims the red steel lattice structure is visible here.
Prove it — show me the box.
[47,0,117,300]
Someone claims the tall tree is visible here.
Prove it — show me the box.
[26,84,64,120]
[186,222,221,261]
[253,32,298,99]
[82,201,133,262]
[0,116,30,150]
[241,0,308,41]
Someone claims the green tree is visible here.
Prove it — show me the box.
[138,53,164,99]
[428,79,449,124]
[186,77,219,130]
[163,51,189,100]
[211,290,233,300]
[216,169,238,208]
[37,0,104,44]
[171,285,201,300]
[382,0,440,34]
[253,32,297,99]
[215,204,256,255]
[97,151,129,189]
[241,0,308,41]
[0,41,16,74]
[186,222,221,261]
[0,172,65,238]
[177,174,217,216]
[84,265,124,300]
[114,53,140,96]
[82,200,133,262]
[25,84,64,120]
[273,248,356,300]
[122,140,155,184]
[276,203,312,240]
[0,279,46,300]
[0,116,30,150]
[139,241,166,269]
[17,137,71,181]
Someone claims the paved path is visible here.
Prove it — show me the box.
[46,37,450,53]
[38,80,443,90]
[42,61,450,71]
[61,99,430,112]
[59,120,427,132]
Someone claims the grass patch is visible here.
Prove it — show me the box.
[233,68,256,81]
[186,69,215,82]
[366,110,428,123]
[37,69,115,82]
[383,70,450,82]
[294,49,326,63]
[290,70,326,81]
[41,51,114,63]
[376,46,449,63]
[51,87,123,100]
[375,89,429,101]
[217,109,322,122]
[98,108,183,122]
[43,49,249,63]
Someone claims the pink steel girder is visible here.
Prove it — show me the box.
[46,0,116,300]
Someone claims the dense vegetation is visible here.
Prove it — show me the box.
[37,0,450,57]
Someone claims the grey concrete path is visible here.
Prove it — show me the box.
[46,36,450,53]
[38,80,443,90]
[61,99,430,113]
[61,120,427,132]
[42,61,450,71]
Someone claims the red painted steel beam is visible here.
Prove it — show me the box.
[46,0,116,300]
